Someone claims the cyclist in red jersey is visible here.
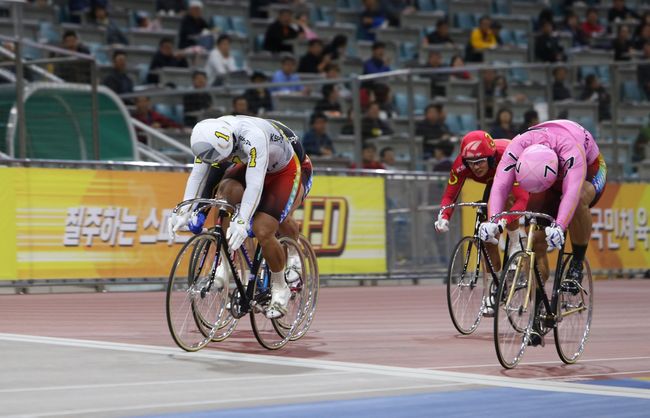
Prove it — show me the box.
[435,131,529,272]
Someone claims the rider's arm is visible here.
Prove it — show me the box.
[556,144,587,230]
[439,155,466,220]
[182,159,210,201]
[488,142,522,220]
[502,183,530,225]
[238,127,269,222]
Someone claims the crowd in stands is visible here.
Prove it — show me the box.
[11,0,650,172]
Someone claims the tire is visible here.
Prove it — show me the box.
[446,236,486,335]
[166,232,229,352]
[554,256,594,364]
[250,237,305,350]
[494,250,534,369]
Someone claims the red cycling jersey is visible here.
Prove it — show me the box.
[439,139,529,222]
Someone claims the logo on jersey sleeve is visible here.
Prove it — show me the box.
[503,152,519,172]
[448,171,459,185]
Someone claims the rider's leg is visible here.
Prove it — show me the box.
[566,182,596,282]
[504,194,525,259]
[533,229,550,282]
[216,178,245,229]
[485,242,502,273]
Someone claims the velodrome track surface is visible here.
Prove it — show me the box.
[0,280,648,417]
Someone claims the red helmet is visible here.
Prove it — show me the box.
[461,130,497,160]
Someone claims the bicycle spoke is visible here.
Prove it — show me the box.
[447,237,486,335]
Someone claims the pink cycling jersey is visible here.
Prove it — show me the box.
[488,119,600,230]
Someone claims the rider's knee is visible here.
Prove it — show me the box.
[533,231,548,255]
[217,179,244,202]
[580,183,596,208]
[252,214,279,243]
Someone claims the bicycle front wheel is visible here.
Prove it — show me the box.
[494,250,534,369]
[554,256,594,364]
[166,232,229,352]
[447,236,485,335]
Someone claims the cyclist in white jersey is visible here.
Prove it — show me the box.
[170,115,313,319]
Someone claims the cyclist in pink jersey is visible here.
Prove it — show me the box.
[479,119,607,291]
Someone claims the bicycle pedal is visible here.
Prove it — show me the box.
[560,280,580,295]
[527,332,545,347]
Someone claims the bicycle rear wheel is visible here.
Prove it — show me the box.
[276,235,319,341]
[166,232,228,351]
[251,237,306,350]
[554,256,594,364]
[494,250,534,369]
[447,236,485,335]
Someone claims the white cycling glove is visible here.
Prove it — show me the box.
[479,220,505,244]
[545,226,565,250]
[168,209,191,240]
[434,217,449,233]
[226,215,249,251]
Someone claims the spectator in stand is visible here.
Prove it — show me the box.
[91,4,129,45]
[449,54,471,80]
[416,103,451,158]
[579,74,611,121]
[263,8,301,54]
[178,0,210,49]
[608,0,640,25]
[633,122,649,169]
[324,63,352,99]
[314,84,343,117]
[363,41,391,75]
[431,140,454,172]
[68,0,92,24]
[380,146,397,169]
[634,12,650,39]
[132,96,181,143]
[183,70,212,126]
[372,83,395,119]
[323,34,348,61]
[359,0,387,42]
[134,11,162,31]
[205,34,238,86]
[383,0,415,27]
[102,50,133,96]
[362,101,393,139]
[535,20,565,62]
[466,15,497,62]
[420,50,448,98]
[231,95,252,116]
[54,30,91,83]
[156,0,186,15]
[298,39,329,73]
[560,11,589,47]
[517,109,540,134]
[634,24,650,50]
[296,12,319,41]
[552,66,572,101]
[489,108,516,139]
[613,25,634,60]
[302,113,335,157]
[271,54,303,94]
[637,41,650,99]
[581,7,605,39]
[244,71,273,114]
[359,142,385,169]
[423,18,454,46]
[147,37,188,84]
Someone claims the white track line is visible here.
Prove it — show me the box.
[0,333,648,401]
[3,383,469,418]
[539,370,650,380]
[426,356,650,370]
[0,371,349,394]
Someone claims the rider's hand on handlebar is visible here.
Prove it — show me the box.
[226,215,249,251]
[545,226,564,250]
[168,209,191,240]
[435,217,449,233]
[479,220,505,244]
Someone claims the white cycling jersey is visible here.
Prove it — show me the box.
[182,115,296,223]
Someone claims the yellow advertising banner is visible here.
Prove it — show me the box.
[0,167,386,280]
[461,180,650,271]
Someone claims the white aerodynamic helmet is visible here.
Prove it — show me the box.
[190,116,236,163]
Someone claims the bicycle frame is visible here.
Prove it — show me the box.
[172,198,267,317]
[491,211,575,330]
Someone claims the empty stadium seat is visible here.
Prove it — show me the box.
[445,114,462,134]
[621,80,644,102]
[230,16,249,36]
[454,12,476,30]
[417,0,436,12]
